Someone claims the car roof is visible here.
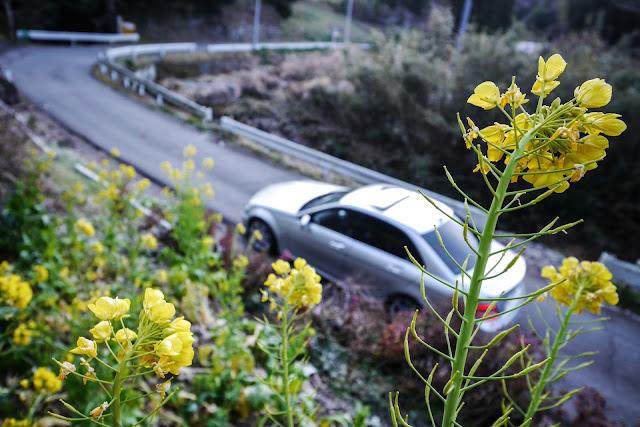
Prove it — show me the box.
[339,184,454,234]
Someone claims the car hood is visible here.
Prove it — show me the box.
[247,180,348,214]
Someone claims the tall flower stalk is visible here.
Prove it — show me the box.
[392,54,626,427]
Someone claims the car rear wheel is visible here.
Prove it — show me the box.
[385,294,420,316]
[249,219,277,255]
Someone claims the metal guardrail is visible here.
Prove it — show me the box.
[206,41,368,53]
[17,29,139,44]
[97,52,213,122]
[599,252,640,289]
[105,43,197,61]
[220,117,487,227]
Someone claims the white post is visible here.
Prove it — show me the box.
[253,0,262,47]
[156,94,163,105]
[138,85,145,96]
[123,76,130,88]
[344,0,354,43]
[110,70,118,81]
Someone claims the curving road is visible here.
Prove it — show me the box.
[1,45,639,424]
[0,45,301,222]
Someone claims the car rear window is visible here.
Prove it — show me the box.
[422,220,478,273]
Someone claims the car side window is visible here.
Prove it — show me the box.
[310,208,354,237]
[345,210,424,265]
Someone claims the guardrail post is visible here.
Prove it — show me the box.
[156,94,163,105]
[110,70,118,81]
[123,76,130,88]
[138,85,145,96]
[99,64,107,75]
[203,107,213,123]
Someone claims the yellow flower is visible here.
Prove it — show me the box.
[58,361,76,380]
[70,337,98,359]
[141,232,158,249]
[184,159,195,172]
[20,379,29,388]
[204,182,214,197]
[164,316,192,336]
[90,402,109,420]
[467,81,500,110]
[110,148,120,157]
[89,321,112,342]
[114,328,138,344]
[575,78,612,108]
[236,223,246,235]
[13,323,34,346]
[203,157,214,169]
[74,218,95,237]
[582,112,627,137]
[157,379,171,399]
[183,144,197,157]
[0,274,33,309]
[144,288,165,307]
[33,367,62,394]
[89,241,104,255]
[272,260,291,275]
[500,82,528,109]
[148,299,176,323]
[32,265,48,283]
[88,296,131,321]
[137,178,151,192]
[233,255,249,269]
[480,123,511,162]
[522,157,570,193]
[532,54,566,96]
[538,54,566,81]
[155,334,183,357]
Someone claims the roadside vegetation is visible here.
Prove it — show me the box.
[0,51,627,424]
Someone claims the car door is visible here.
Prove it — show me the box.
[285,208,353,281]
[334,209,425,298]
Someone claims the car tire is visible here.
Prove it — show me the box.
[249,219,277,255]
[385,294,420,316]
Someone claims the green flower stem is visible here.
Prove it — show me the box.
[441,120,545,427]
[524,284,584,420]
[280,302,294,427]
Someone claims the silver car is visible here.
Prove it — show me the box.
[243,180,526,330]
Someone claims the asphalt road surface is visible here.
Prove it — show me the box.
[1,44,638,425]
[0,45,301,221]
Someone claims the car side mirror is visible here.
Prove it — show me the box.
[300,214,311,228]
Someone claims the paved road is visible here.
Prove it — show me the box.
[1,45,638,425]
[0,45,301,221]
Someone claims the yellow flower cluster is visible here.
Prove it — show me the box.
[141,289,195,377]
[31,265,48,283]
[13,323,35,346]
[465,54,626,193]
[33,367,62,394]
[263,258,322,309]
[141,232,158,249]
[2,418,30,426]
[541,257,618,314]
[0,269,33,309]
[74,218,96,237]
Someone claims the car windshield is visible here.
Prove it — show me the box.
[299,191,349,211]
[422,219,478,273]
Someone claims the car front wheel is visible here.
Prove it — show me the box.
[385,294,420,316]
[249,219,277,255]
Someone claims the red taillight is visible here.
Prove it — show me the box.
[476,303,498,320]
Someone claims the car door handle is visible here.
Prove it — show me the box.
[385,265,403,275]
[328,241,346,251]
